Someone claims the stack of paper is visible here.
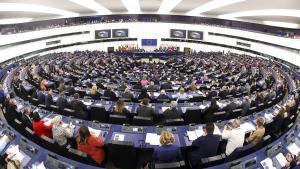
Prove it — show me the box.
[187,128,204,141]
[264,113,274,122]
[83,101,92,106]
[43,118,52,126]
[199,105,207,110]
[88,127,101,137]
[213,124,222,135]
[287,143,300,156]
[145,133,160,145]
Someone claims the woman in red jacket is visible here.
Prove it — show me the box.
[32,112,53,138]
[76,125,105,164]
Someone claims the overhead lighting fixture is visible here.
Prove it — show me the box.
[186,0,246,16]
[263,21,300,29]
[121,0,140,14]
[0,18,33,24]
[219,9,300,19]
[69,0,111,14]
[158,0,183,14]
[0,3,78,17]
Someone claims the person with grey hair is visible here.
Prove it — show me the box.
[222,119,245,155]
[52,115,74,147]
[147,81,157,91]
[163,101,182,120]
[123,88,134,100]
[157,90,170,100]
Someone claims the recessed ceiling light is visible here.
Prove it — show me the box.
[186,0,247,16]
[0,18,33,24]
[219,9,300,19]
[121,0,140,14]
[158,0,183,14]
[0,3,78,17]
[69,0,111,14]
[263,21,299,29]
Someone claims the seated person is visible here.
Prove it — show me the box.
[246,117,265,145]
[241,96,251,116]
[140,77,149,87]
[138,88,151,100]
[5,99,18,123]
[56,92,69,111]
[189,123,221,168]
[52,115,74,147]
[204,98,220,122]
[222,119,245,155]
[157,90,170,100]
[76,125,105,164]
[175,87,189,100]
[122,88,134,100]
[45,88,53,107]
[103,86,117,100]
[70,93,88,119]
[119,81,127,90]
[21,106,33,129]
[224,97,237,115]
[160,81,172,90]
[112,99,131,116]
[37,89,46,104]
[270,107,285,135]
[136,98,155,118]
[147,81,157,91]
[89,85,101,100]
[152,131,182,163]
[163,101,182,120]
[32,112,53,138]
[189,82,197,92]
[285,152,300,169]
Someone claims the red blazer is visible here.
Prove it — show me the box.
[77,136,105,164]
[32,120,53,138]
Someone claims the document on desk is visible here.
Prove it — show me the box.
[43,118,52,126]
[88,127,101,137]
[113,133,125,141]
[199,104,206,110]
[260,157,276,169]
[145,133,160,145]
[240,122,256,133]
[161,107,169,112]
[264,113,274,123]
[153,92,160,97]
[287,143,300,156]
[275,153,288,168]
[213,124,222,135]
[83,101,92,106]
[187,131,197,141]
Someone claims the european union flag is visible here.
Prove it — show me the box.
[141,39,157,46]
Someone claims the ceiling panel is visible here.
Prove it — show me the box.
[140,0,162,12]
[96,0,127,13]
[171,0,211,13]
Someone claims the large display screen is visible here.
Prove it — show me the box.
[95,29,111,39]
[141,39,157,46]
[112,29,128,38]
[187,30,203,40]
[170,29,186,38]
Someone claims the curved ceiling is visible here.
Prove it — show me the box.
[0,0,299,28]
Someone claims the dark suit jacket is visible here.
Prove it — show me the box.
[241,100,251,115]
[157,94,170,100]
[37,92,45,104]
[21,114,32,129]
[163,108,182,120]
[56,96,69,111]
[136,105,155,118]
[45,94,53,107]
[70,99,88,119]
[103,90,117,99]
[189,134,221,168]
[224,102,237,114]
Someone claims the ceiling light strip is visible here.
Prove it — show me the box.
[121,0,140,14]
[158,0,183,14]
[69,0,111,14]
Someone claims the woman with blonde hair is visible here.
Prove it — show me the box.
[152,131,182,163]
[89,85,100,99]
[112,99,130,116]
[176,87,189,100]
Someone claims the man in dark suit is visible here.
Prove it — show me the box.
[224,97,237,117]
[136,98,155,118]
[21,107,33,129]
[189,123,221,168]
[70,93,88,119]
[56,92,69,112]
[160,81,172,90]
[45,89,54,107]
[163,101,182,120]
[37,90,46,105]
[157,90,170,100]
[103,86,117,100]
[66,85,76,96]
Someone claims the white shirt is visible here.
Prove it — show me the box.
[222,127,245,155]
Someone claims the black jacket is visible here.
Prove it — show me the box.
[136,105,155,118]
[70,99,88,119]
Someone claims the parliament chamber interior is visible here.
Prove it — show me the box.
[0,0,300,169]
